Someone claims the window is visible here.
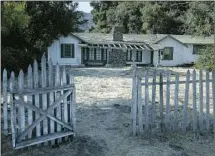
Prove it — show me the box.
[126,50,132,61]
[96,50,102,60]
[136,51,142,62]
[89,49,94,60]
[61,44,75,58]
[102,49,107,60]
[162,47,173,60]
[193,45,205,55]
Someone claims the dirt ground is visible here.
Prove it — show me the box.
[1,67,214,156]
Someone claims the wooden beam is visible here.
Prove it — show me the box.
[128,44,133,49]
[14,100,73,133]
[139,45,145,50]
[15,131,74,149]
[123,44,128,49]
[12,84,74,95]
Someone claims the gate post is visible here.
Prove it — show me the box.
[159,72,164,133]
[131,66,138,136]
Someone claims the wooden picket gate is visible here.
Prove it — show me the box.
[2,55,76,149]
[131,68,215,136]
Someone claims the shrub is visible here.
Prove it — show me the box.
[195,45,214,71]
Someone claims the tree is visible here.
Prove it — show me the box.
[183,1,214,36]
[1,1,86,74]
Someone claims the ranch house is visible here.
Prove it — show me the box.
[48,27,213,67]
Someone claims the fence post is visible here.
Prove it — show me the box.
[62,66,68,140]
[18,70,25,134]
[199,70,203,132]
[55,63,62,143]
[212,71,215,126]
[137,77,143,135]
[182,70,190,133]
[165,72,171,131]
[192,70,197,133]
[27,65,33,139]
[159,72,164,133]
[151,70,157,127]
[173,73,179,131]
[144,71,149,135]
[10,72,16,148]
[70,74,76,136]
[41,55,48,145]
[131,67,137,136]
[3,69,8,135]
[33,60,41,144]
[205,70,210,131]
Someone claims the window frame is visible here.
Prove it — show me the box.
[193,44,205,55]
[162,47,173,60]
[61,44,75,58]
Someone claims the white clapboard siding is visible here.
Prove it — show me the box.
[3,69,8,135]
[27,65,33,138]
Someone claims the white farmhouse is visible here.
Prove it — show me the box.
[48,27,213,67]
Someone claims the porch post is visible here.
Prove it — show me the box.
[131,49,137,70]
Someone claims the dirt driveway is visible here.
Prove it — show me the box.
[1,67,214,156]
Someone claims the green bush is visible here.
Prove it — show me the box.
[195,46,214,71]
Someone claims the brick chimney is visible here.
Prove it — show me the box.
[112,26,124,41]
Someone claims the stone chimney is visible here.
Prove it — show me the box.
[112,26,124,41]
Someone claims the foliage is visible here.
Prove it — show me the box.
[195,46,214,71]
[90,1,214,35]
[1,1,86,74]
[183,1,214,36]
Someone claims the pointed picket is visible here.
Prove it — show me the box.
[18,70,25,134]
[48,59,55,145]
[27,65,33,139]
[55,63,62,143]
[137,77,143,135]
[159,73,164,133]
[41,55,48,145]
[182,70,190,133]
[33,60,41,141]
[70,74,76,135]
[205,70,210,130]
[212,71,215,125]
[165,72,171,130]
[10,72,16,148]
[144,72,149,133]
[192,70,197,132]
[173,73,179,131]
[151,70,157,127]
[199,70,203,132]
[3,69,8,135]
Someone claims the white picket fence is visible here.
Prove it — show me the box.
[1,54,76,149]
[131,68,215,136]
